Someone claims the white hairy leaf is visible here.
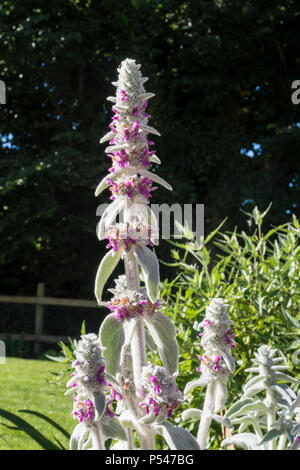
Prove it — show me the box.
[99,313,125,376]
[154,421,201,450]
[134,244,159,303]
[144,311,178,374]
[94,248,124,304]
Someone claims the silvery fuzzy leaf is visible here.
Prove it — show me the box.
[214,347,235,375]
[154,421,201,450]
[144,311,178,375]
[291,423,300,435]
[97,198,125,240]
[93,391,106,421]
[139,412,157,425]
[94,248,124,304]
[139,168,172,191]
[140,124,161,136]
[225,398,254,418]
[111,104,129,113]
[100,417,127,441]
[105,373,123,395]
[99,313,125,376]
[145,205,159,245]
[244,367,260,374]
[258,428,283,446]
[134,245,159,303]
[99,130,115,144]
[228,400,267,419]
[145,328,156,351]
[243,375,266,393]
[139,92,155,101]
[274,372,299,384]
[221,432,260,450]
[272,383,296,406]
[105,143,128,153]
[214,379,228,412]
[182,408,202,421]
[289,394,300,414]
[242,381,265,398]
[95,171,123,197]
[230,416,264,427]
[210,413,233,429]
[70,422,89,450]
[150,155,161,164]
[184,377,209,395]
[119,410,136,429]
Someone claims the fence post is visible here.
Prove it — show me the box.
[34,282,45,356]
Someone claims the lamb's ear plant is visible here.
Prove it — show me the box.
[221,345,300,450]
[183,298,235,449]
[66,58,200,450]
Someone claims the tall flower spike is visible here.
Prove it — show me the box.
[93,59,200,451]
[184,299,235,449]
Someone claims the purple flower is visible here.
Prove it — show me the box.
[123,128,131,141]
[224,328,236,349]
[96,364,106,386]
[150,375,161,395]
[149,398,160,416]
[120,89,128,102]
[213,355,221,371]
[132,121,140,139]
[72,398,94,423]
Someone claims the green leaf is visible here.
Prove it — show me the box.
[99,313,125,376]
[94,248,123,304]
[134,244,159,303]
[281,309,300,328]
[145,311,178,374]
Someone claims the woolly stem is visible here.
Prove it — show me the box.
[125,429,134,450]
[124,247,147,390]
[138,423,156,450]
[265,385,277,450]
[197,380,216,449]
[278,434,287,450]
[90,425,105,450]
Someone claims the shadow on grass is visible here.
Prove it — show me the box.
[0,409,68,450]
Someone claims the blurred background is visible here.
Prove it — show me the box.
[0,0,299,356]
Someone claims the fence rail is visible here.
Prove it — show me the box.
[0,282,98,355]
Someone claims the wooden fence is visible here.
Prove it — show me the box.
[0,282,98,355]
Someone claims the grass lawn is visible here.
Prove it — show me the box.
[0,357,74,450]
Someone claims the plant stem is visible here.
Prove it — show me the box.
[91,425,105,450]
[124,251,147,390]
[265,386,276,450]
[197,380,216,449]
[138,423,156,450]
[125,429,134,450]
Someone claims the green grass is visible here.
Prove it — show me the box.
[0,357,74,450]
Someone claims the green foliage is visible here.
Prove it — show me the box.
[160,206,300,444]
